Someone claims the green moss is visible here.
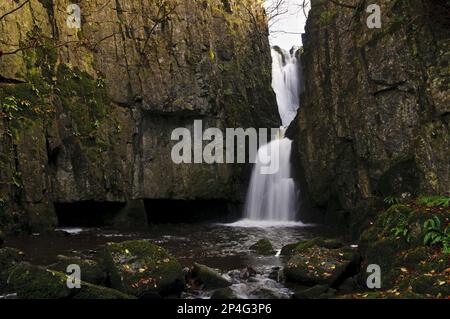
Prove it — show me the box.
[50,255,106,285]
[103,240,185,297]
[281,237,344,258]
[192,263,231,289]
[8,262,134,299]
[8,262,73,299]
[249,238,275,255]
[73,282,135,299]
[319,10,336,25]
[359,197,449,294]
[284,245,353,286]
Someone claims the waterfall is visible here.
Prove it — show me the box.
[240,47,302,224]
[271,47,302,128]
[244,138,296,221]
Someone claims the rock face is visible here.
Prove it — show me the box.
[294,0,449,233]
[0,0,278,232]
[0,0,278,234]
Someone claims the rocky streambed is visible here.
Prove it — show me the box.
[1,199,449,300]
[0,223,348,299]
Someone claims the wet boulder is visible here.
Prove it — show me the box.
[8,262,133,299]
[8,262,74,299]
[281,237,344,258]
[239,266,258,280]
[283,239,358,287]
[192,263,231,289]
[249,238,275,256]
[211,287,238,299]
[50,255,106,285]
[103,240,185,298]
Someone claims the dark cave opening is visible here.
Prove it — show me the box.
[144,199,241,224]
[55,201,126,227]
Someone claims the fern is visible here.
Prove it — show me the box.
[417,196,450,207]
[423,216,450,253]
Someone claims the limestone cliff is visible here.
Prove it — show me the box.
[0,0,278,232]
[294,0,449,234]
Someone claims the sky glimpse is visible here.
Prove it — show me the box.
[264,0,310,50]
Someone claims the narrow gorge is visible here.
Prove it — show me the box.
[0,0,448,300]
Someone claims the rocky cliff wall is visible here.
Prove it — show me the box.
[0,0,278,232]
[295,0,449,234]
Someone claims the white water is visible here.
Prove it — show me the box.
[237,47,303,225]
[271,47,303,128]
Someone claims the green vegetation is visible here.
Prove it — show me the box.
[319,10,336,25]
[103,240,185,297]
[423,216,450,253]
[359,195,449,298]
[249,238,275,255]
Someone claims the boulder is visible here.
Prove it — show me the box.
[8,262,72,299]
[8,262,133,299]
[192,263,231,290]
[284,244,357,286]
[211,287,238,299]
[281,237,344,258]
[72,282,135,299]
[249,239,275,256]
[50,255,106,285]
[103,240,185,297]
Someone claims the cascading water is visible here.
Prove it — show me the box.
[240,47,303,224]
[271,47,302,127]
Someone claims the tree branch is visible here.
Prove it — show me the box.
[0,0,31,21]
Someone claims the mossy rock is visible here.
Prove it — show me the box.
[284,246,355,286]
[280,238,323,257]
[281,237,344,258]
[103,240,185,298]
[249,238,275,255]
[8,262,73,299]
[50,255,106,285]
[8,262,133,299]
[280,243,299,257]
[192,263,231,290]
[0,247,25,293]
[72,282,135,299]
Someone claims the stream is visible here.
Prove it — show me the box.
[4,222,336,299]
